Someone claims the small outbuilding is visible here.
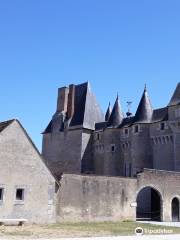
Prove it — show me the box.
[0,119,57,224]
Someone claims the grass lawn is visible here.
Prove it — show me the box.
[0,221,180,238]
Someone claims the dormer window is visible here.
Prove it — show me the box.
[160,122,165,131]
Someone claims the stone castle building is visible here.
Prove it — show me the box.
[1,82,180,224]
[42,82,180,178]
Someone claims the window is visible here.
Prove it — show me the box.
[111,144,115,152]
[134,125,139,133]
[124,128,129,135]
[0,188,4,201]
[97,133,100,140]
[160,122,165,130]
[16,188,24,201]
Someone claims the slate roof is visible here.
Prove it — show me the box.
[134,87,153,123]
[151,107,168,122]
[95,106,168,130]
[0,119,14,132]
[168,83,180,106]
[119,117,135,128]
[44,82,177,133]
[43,120,52,134]
[105,102,111,121]
[95,122,107,130]
[71,82,104,129]
[108,96,123,127]
[44,82,104,133]
[68,82,87,127]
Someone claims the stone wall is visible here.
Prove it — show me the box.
[150,121,174,170]
[42,129,83,177]
[57,169,180,222]
[93,129,123,176]
[137,169,180,221]
[57,174,137,222]
[0,120,56,224]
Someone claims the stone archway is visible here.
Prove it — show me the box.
[172,197,180,222]
[136,186,162,221]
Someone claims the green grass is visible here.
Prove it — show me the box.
[1,221,180,237]
[44,221,180,236]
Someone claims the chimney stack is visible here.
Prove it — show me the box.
[57,87,69,112]
[67,84,75,119]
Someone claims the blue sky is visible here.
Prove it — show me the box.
[0,0,180,150]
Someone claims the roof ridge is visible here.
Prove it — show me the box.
[0,119,16,133]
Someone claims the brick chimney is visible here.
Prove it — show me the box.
[57,87,69,112]
[67,84,75,119]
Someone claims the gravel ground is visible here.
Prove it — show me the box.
[0,235,180,240]
[138,221,180,227]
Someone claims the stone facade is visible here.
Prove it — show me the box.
[2,82,180,224]
[57,169,180,222]
[0,120,56,224]
[42,82,180,178]
[41,81,180,223]
[42,82,104,178]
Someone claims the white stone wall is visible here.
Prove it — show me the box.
[0,120,56,224]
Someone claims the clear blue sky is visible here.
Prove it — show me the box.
[0,0,180,150]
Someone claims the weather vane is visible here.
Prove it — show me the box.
[126,101,132,117]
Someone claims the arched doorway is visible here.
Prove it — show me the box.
[172,197,180,222]
[136,186,162,221]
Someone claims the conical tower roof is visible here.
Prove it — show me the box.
[134,85,153,123]
[105,102,112,121]
[168,83,180,106]
[108,95,123,127]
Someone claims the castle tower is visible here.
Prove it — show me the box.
[167,83,180,171]
[130,86,153,176]
[42,82,104,178]
[108,95,123,127]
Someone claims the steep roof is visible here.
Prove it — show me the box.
[79,82,104,129]
[43,120,52,134]
[134,87,153,123]
[168,83,180,106]
[152,107,168,122]
[119,117,135,128]
[105,102,111,121]
[95,122,107,130]
[69,82,88,127]
[108,96,123,127]
[0,119,14,132]
[43,82,104,133]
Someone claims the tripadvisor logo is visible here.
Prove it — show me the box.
[135,227,144,236]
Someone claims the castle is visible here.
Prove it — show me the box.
[42,82,180,179]
[1,82,180,224]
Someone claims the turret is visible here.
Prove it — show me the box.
[108,95,123,127]
[134,85,153,123]
[105,102,112,121]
